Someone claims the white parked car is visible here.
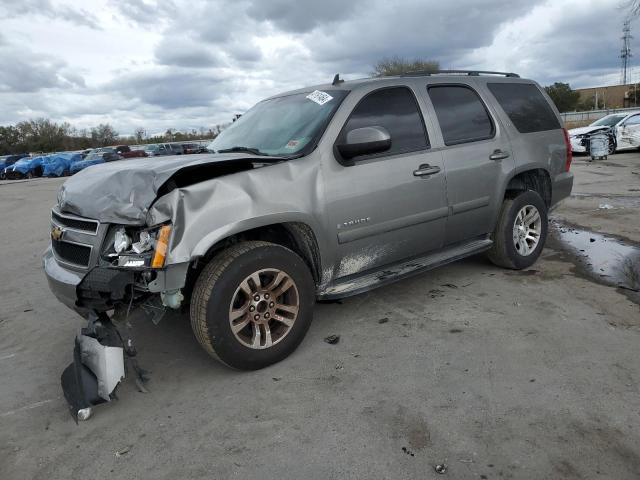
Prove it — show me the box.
[569,111,640,154]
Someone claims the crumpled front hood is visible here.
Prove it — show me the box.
[57,153,270,224]
[569,126,611,136]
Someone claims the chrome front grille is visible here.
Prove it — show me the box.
[52,238,92,267]
[51,210,99,235]
[51,209,104,269]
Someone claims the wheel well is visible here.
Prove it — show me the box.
[505,169,551,207]
[182,222,322,305]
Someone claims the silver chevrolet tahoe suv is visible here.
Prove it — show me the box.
[45,70,573,415]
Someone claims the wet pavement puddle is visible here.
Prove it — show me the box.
[549,221,640,294]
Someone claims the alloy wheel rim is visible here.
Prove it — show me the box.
[512,204,542,256]
[228,268,299,349]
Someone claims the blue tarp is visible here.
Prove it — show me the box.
[42,153,83,177]
[10,156,45,175]
[70,157,105,174]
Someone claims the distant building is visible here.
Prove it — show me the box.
[576,84,640,109]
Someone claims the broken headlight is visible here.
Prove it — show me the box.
[114,228,131,254]
[107,225,172,269]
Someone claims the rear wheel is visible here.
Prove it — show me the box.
[487,190,548,269]
[190,241,315,370]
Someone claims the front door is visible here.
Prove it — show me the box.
[617,114,640,149]
[323,86,448,280]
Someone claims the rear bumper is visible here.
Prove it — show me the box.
[551,172,574,208]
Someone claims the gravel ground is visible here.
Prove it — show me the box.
[0,154,639,480]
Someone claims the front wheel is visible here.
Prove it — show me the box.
[487,190,548,269]
[190,241,315,370]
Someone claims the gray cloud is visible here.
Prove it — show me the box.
[0,0,632,135]
[109,69,233,109]
[108,0,177,25]
[0,0,100,29]
[0,44,80,93]
[245,0,364,33]
[154,36,225,68]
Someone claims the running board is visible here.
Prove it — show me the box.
[318,238,493,300]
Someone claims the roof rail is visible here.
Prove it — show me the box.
[401,69,520,78]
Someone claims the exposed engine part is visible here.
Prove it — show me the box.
[161,289,184,309]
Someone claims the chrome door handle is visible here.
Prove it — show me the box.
[413,164,441,177]
[489,149,510,161]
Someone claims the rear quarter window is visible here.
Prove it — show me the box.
[487,83,561,133]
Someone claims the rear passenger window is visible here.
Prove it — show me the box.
[428,85,495,145]
[487,83,561,133]
[342,87,428,158]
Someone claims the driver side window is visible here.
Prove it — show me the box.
[341,87,429,159]
[623,115,640,126]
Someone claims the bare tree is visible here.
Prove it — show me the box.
[90,123,118,147]
[624,0,640,16]
[134,127,146,143]
[373,56,440,76]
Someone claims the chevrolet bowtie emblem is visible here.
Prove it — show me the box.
[51,226,64,241]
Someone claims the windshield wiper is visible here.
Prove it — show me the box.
[217,146,270,156]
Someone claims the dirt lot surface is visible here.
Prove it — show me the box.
[1,154,639,479]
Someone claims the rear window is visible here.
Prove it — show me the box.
[487,83,560,133]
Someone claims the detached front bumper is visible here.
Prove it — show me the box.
[43,246,87,314]
[60,314,126,421]
[570,137,587,153]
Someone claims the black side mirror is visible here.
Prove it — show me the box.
[337,126,391,161]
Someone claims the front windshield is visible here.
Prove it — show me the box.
[592,114,626,127]
[208,90,348,157]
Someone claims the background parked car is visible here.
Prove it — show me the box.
[182,143,208,154]
[42,153,83,177]
[141,144,172,157]
[4,155,45,179]
[167,143,184,155]
[0,154,29,179]
[113,145,147,158]
[569,111,640,153]
[70,151,123,174]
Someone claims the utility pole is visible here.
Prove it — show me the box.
[621,20,633,85]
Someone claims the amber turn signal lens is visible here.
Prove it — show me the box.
[151,225,172,268]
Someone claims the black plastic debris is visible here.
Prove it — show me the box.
[441,283,458,289]
[401,446,415,457]
[378,317,389,324]
[324,334,340,345]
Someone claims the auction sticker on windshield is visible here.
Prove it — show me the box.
[306,90,333,105]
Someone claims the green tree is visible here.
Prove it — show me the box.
[544,82,581,112]
[372,56,440,76]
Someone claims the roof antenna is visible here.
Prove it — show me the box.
[332,73,344,86]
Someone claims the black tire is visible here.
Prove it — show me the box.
[190,241,315,370]
[487,190,548,270]
[608,139,617,155]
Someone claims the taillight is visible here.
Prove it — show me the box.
[562,128,573,172]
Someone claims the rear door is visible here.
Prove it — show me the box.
[426,84,515,245]
[324,85,448,279]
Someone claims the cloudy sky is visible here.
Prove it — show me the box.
[0,0,636,135]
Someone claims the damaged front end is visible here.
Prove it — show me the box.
[47,209,188,420]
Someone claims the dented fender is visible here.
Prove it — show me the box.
[146,157,332,270]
